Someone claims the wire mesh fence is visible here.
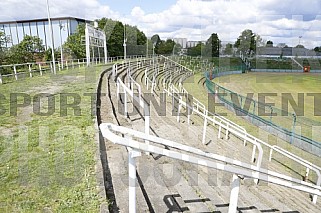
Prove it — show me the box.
[205,72,321,156]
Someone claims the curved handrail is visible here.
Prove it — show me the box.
[100,122,321,197]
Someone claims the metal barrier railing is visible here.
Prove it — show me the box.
[110,56,321,211]
[164,85,263,176]
[100,122,321,213]
[0,55,154,84]
[162,56,321,203]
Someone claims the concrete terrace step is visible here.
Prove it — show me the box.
[100,60,321,213]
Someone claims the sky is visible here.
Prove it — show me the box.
[1,0,321,48]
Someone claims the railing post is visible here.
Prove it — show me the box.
[112,64,116,78]
[13,65,18,80]
[28,64,32,78]
[225,123,229,140]
[269,148,273,161]
[290,113,297,144]
[187,104,191,125]
[116,82,120,99]
[127,147,141,213]
[228,174,240,213]
[251,145,257,163]
[124,87,127,117]
[144,105,150,155]
[177,95,182,123]
[38,63,43,76]
[66,60,68,70]
[202,110,208,145]
[144,68,147,85]
[218,121,222,139]
[304,167,310,181]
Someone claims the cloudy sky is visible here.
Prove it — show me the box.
[1,0,321,48]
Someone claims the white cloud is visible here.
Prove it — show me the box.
[0,0,120,21]
[127,0,321,48]
[1,0,321,48]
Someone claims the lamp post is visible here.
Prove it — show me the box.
[299,36,302,45]
[152,42,156,72]
[46,0,56,74]
[123,24,127,61]
[59,22,65,69]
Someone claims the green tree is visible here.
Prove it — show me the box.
[0,31,8,65]
[187,42,205,56]
[203,33,220,57]
[157,39,175,55]
[98,18,147,56]
[64,23,86,59]
[99,18,124,57]
[151,34,162,54]
[295,44,305,48]
[224,43,234,55]
[0,31,7,48]
[314,46,321,52]
[173,43,182,55]
[125,24,147,55]
[6,35,45,64]
[44,47,61,62]
[266,40,273,47]
[234,29,262,56]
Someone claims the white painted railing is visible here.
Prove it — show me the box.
[164,85,263,173]
[165,83,321,201]
[100,123,321,213]
[116,55,321,205]
[115,76,150,153]
[127,69,142,97]
[0,55,153,84]
[269,145,321,203]
[291,57,304,69]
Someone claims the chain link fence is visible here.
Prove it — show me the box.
[205,72,321,156]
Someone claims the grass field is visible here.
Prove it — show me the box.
[213,72,321,122]
[0,65,108,212]
[183,71,321,166]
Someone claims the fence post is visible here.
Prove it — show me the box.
[202,110,208,145]
[58,61,61,71]
[124,87,127,117]
[228,174,240,213]
[290,113,297,144]
[225,123,229,140]
[252,101,256,123]
[28,64,32,78]
[13,65,18,80]
[66,60,68,70]
[144,103,150,155]
[39,63,43,76]
[177,95,182,123]
[127,146,141,213]
[0,73,2,84]
[78,59,80,68]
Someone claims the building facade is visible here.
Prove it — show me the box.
[186,41,205,48]
[173,38,187,49]
[0,17,89,50]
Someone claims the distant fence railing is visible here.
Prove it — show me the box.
[0,54,154,84]
[204,72,321,157]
